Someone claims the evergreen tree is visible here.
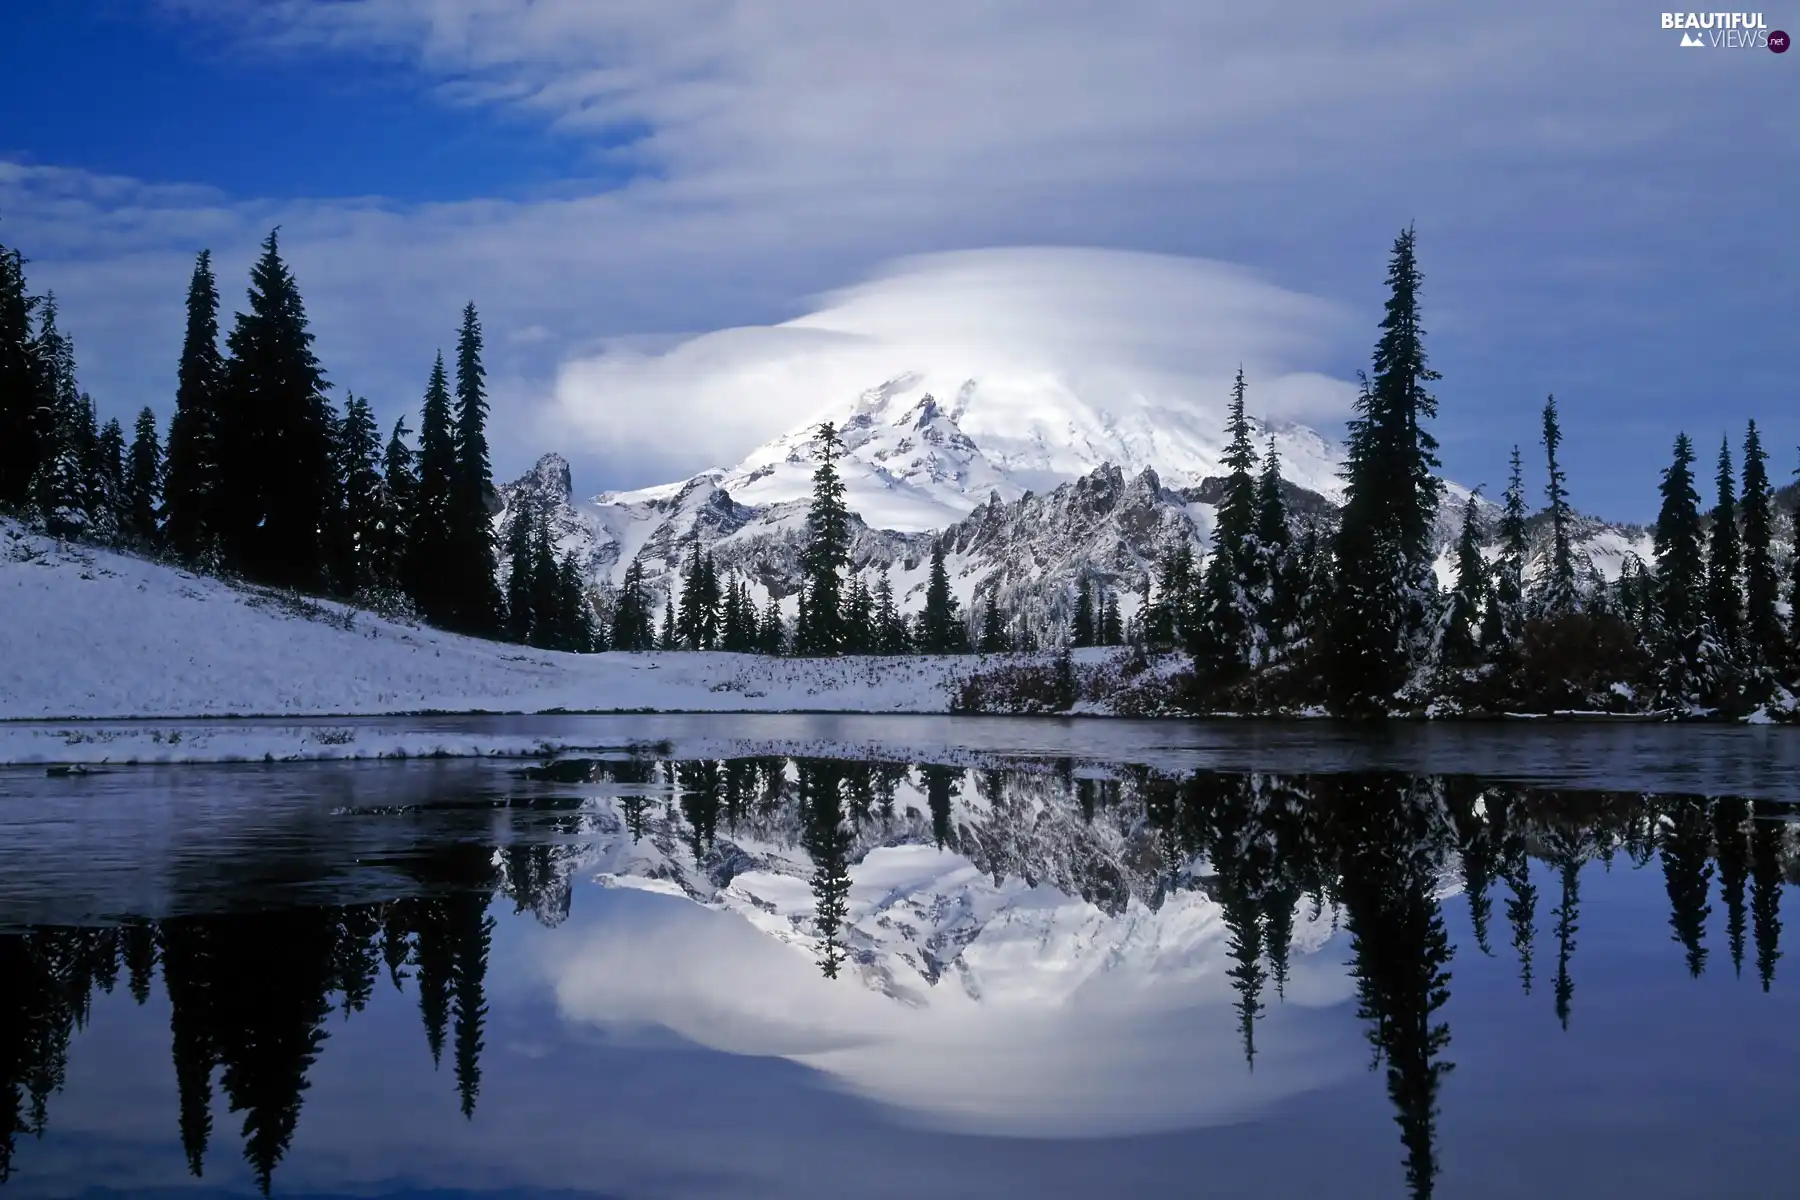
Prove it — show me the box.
[125,406,163,547]
[163,251,225,563]
[93,414,127,541]
[28,297,90,539]
[1652,434,1708,707]
[1441,493,1486,669]
[659,596,678,651]
[611,557,654,651]
[979,596,1008,653]
[1099,588,1123,646]
[1192,368,1261,683]
[378,417,417,596]
[842,575,874,653]
[503,493,537,644]
[919,539,963,652]
[448,303,501,636]
[334,396,385,596]
[1146,542,1194,648]
[872,567,907,653]
[758,596,786,656]
[1537,394,1577,614]
[1705,435,1742,656]
[1328,228,1443,714]
[527,505,560,650]
[556,553,594,651]
[1071,576,1096,648]
[1482,446,1529,661]
[216,231,336,591]
[0,240,42,511]
[797,423,851,655]
[1738,421,1781,670]
[408,353,456,620]
[1255,437,1293,651]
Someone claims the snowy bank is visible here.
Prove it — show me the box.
[3,522,1115,721]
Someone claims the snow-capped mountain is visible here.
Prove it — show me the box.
[499,370,1650,633]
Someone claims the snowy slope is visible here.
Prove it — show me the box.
[0,521,994,722]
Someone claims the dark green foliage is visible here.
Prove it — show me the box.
[979,596,1007,653]
[408,353,456,622]
[1705,436,1742,656]
[872,567,908,653]
[676,540,721,650]
[93,415,127,541]
[1441,494,1486,670]
[1071,576,1095,648]
[1738,421,1780,670]
[1099,588,1123,646]
[1327,229,1442,714]
[1538,395,1577,614]
[503,492,537,644]
[163,251,225,563]
[378,417,417,594]
[798,760,854,978]
[918,539,963,653]
[1192,369,1262,686]
[758,595,786,655]
[0,241,42,511]
[333,396,386,597]
[842,575,874,653]
[216,230,336,591]
[797,422,851,655]
[1144,542,1194,649]
[28,297,91,539]
[659,596,677,651]
[611,557,656,651]
[447,303,501,636]
[125,407,162,547]
[1652,434,1709,707]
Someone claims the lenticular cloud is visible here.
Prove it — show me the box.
[544,246,1359,471]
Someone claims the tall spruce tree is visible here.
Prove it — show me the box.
[1705,435,1742,657]
[408,353,456,621]
[163,251,225,563]
[1738,421,1780,670]
[334,396,385,596]
[1071,576,1096,648]
[1254,436,1293,652]
[28,296,90,539]
[872,567,907,654]
[1328,229,1442,714]
[1442,493,1486,670]
[379,417,417,595]
[1653,434,1708,707]
[612,557,654,651]
[918,539,962,653]
[448,303,500,635]
[1538,394,1577,614]
[1099,589,1123,646]
[1483,446,1530,661]
[93,414,126,540]
[797,422,851,655]
[0,240,43,511]
[1193,368,1261,683]
[216,230,335,590]
[979,596,1008,653]
[125,407,163,547]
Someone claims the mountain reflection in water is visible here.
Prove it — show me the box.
[1,754,1796,1198]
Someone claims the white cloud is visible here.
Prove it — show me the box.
[544,246,1361,469]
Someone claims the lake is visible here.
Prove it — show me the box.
[1,715,1797,1198]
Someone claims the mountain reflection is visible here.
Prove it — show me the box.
[1,759,1795,1198]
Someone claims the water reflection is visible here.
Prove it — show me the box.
[1,757,1796,1198]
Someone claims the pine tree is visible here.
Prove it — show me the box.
[502,493,537,643]
[1327,228,1443,714]
[379,417,417,595]
[611,557,654,651]
[1193,368,1261,683]
[842,575,874,653]
[1739,421,1780,670]
[163,251,225,563]
[0,240,42,511]
[28,296,90,539]
[659,596,678,651]
[93,414,127,541]
[448,303,501,636]
[1071,576,1096,648]
[873,567,907,653]
[1254,437,1293,654]
[758,596,786,655]
[919,539,962,653]
[1442,493,1486,669]
[1653,434,1708,707]
[676,539,721,650]
[798,423,851,655]
[125,406,162,547]
[1099,589,1123,646]
[1146,542,1194,648]
[556,553,593,652]
[979,596,1007,653]
[1538,394,1577,614]
[527,505,560,650]
[334,396,385,596]
[1482,447,1530,665]
[1705,435,1742,657]
[216,230,335,590]
[408,353,456,621]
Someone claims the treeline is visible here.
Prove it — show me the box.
[1134,227,1800,717]
[0,232,596,648]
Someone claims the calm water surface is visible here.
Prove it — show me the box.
[1,717,1797,1198]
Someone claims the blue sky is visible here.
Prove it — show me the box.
[0,1,1793,519]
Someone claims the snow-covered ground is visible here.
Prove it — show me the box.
[0,521,1026,724]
